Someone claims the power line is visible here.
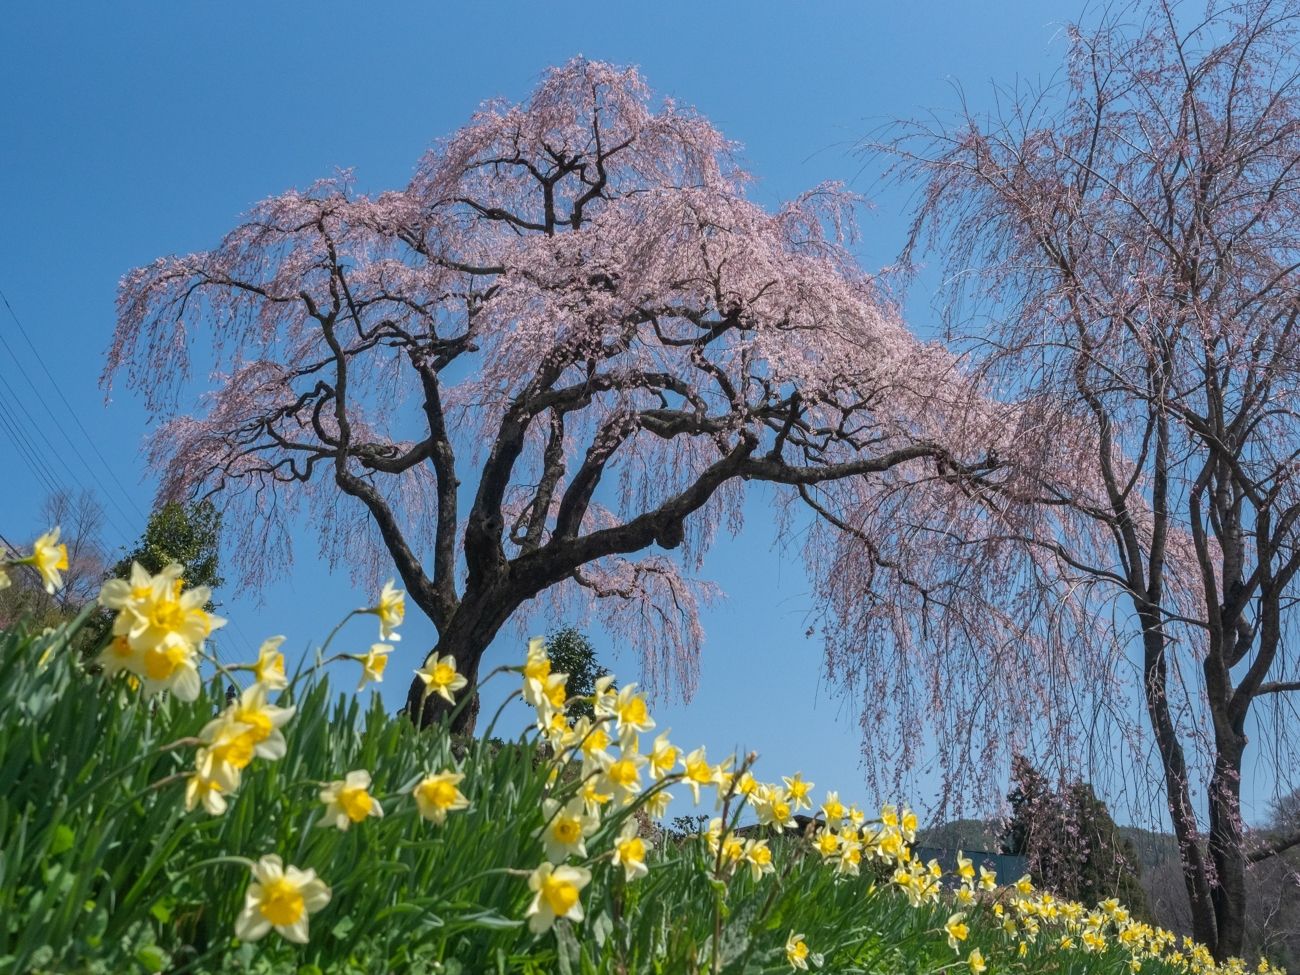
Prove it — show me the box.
[0,285,148,523]
[0,284,257,663]
[0,394,69,502]
[0,376,138,547]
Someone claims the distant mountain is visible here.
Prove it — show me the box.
[917,818,1001,853]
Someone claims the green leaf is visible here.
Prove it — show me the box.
[134,944,169,973]
[48,824,75,856]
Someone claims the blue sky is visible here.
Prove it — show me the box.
[8,0,1266,828]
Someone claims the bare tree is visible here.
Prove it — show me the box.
[888,0,1300,957]
[39,489,108,610]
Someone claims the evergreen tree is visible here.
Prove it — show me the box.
[1001,756,1150,918]
[112,500,222,593]
[544,627,609,721]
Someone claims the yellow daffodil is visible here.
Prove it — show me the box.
[138,633,203,701]
[367,579,404,640]
[413,770,468,824]
[743,837,775,880]
[415,654,468,704]
[184,772,229,816]
[648,731,679,781]
[734,769,760,799]
[956,850,975,883]
[599,748,647,801]
[821,790,845,824]
[682,746,729,805]
[215,684,296,761]
[319,770,383,831]
[946,913,970,951]
[968,948,987,974]
[786,931,810,971]
[837,838,863,876]
[356,643,392,691]
[754,786,797,829]
[592,673,618,716]
[565,716,612,771]
[252,636,288,691]
[643,788,673,820]
[580,776,614,812]
[234,854,331,944]
[539,797,598,862]
[610,683,654,737]
[613,820,650,881]
[539,672,569,713]
[196,739,252,796]
[96,634,140,678]
[900,807,918,842]
[1015,874,1034,895]
[782,773,813,810]
[814,828,841,860]
[978,865,997,891]
[522,635,551,706]
[27,527,68,594]
[0,565,10,590]
[98,562,223,701]
[525,862,591,933]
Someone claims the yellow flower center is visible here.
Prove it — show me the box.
[149,599,187,632]
[686,760,712,784]
[258,876,305,926]
[553,818,581,844]
[419,779,459,810]
[607,758,638,788]
[790,942,809,962]
[546,682,567,709]
[524,658,550,682]
[367,653,389,678]
[142,643,187,680]
[432,662,457,687]
[540,874,579,916]
[109,636,133,659]
[339,785,373,822]
[211,731,257,770]
[234,707,273,742]
[750,845,772,866]
[255,653,284,684]
[618,837,645,863]
[772,800,791,821]
[618,696,649,726]
[582,728,610,755]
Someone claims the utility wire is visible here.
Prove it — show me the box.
[0,285,148,522]
[0,394,69,502]
[0,375,138,547]
[0,285,257,663]
[0,328,142,544]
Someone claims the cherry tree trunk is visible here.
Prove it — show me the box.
[1140,617,1219,950]
[402,583,520,736]
[1207,737,1249,959]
